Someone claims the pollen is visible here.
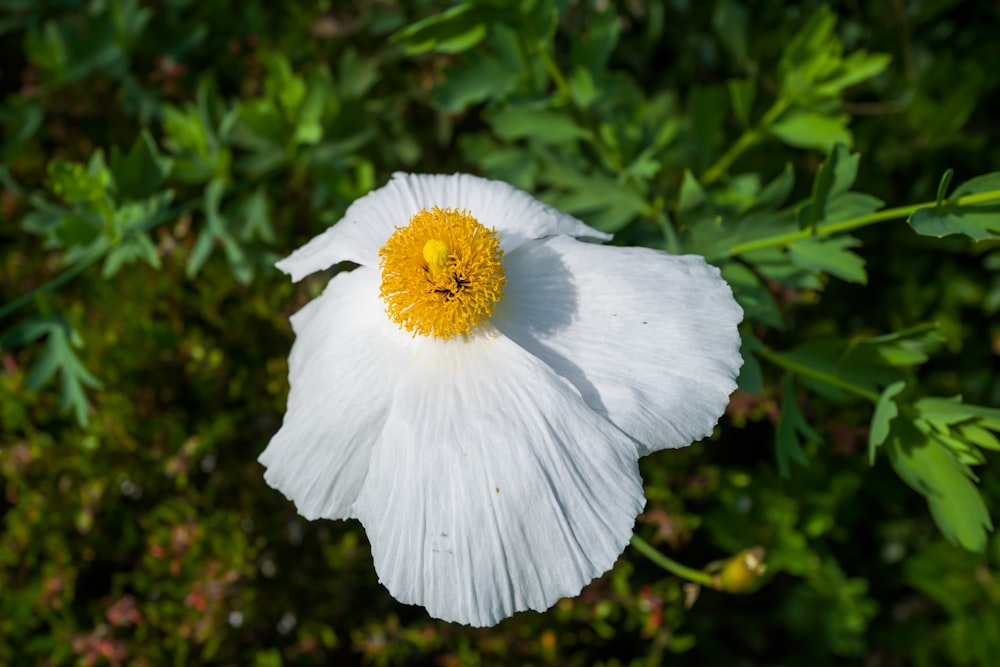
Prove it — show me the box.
[379,207,506,339]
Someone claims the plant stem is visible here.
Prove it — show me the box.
[702,98,791,186]
[630,535,716,587]
[534,40,624,173]
[1,195,202,322]
[0,247,104,321]
[754,344,881,403]
[728,188,1000,256]
[536,43,573,103]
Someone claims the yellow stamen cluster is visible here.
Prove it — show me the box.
[379,207,506,339]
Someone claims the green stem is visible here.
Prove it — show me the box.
[728,188,1000,256]
[630,535,716,587]
[534,40,624,173]
[1,195,203,322]
[0,247,105,320]
[535,43,573,103]
[702,98,791,187]
[755,344,880,403]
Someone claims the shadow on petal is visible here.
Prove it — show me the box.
[493,240,612,420]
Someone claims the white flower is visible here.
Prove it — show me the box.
[259,173,743,626]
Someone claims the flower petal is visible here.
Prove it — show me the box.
[351,331,645,626]
[275,173,610,281]
[493,235,743,455]
[259,266,412,520]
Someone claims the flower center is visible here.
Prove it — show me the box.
[378,207,506,339]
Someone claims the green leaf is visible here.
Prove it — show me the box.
[676,169,707,215]
[781,334,911,402]
[432,52,518,111]
[163,104,210,156]
[567,66,597,108]
[915,396,1000,432]
[812,50,891,98]
[97,191,174,276]
[869,381,905,463]
[935,168,954,207]
[186,179,253,284]
[908,172,1000,241]
[747,164,795,213]
[736,335,764,394]
[263,52,306,116]
[798,143,858,230]
[929,430,986,466]
[770,110,852,152]
[727,78,755,129]
[238,187,274,244]
[337,48,379,99]
[908,204,1000,241]
[1,101,43,162]
[904,542,991,617]
[163,99,231,184]
[232,99,285,152]
[293,71,331,146]
[571,8,620,76]
[521,0,559,41]
[739,247,822,291]
[391,3,502,55]
[959,423,1000,451]
[823,191,884,225]
[187,179,227,280]
[25,20,68,81]
[720,262,783,329]
[53,214,103,247]
[847,323,943,368]
[952,172,1000,197]
[885,420,992,553]
[778,5,890,104]
[488,107,588,144]
[110,129,173,201]
[787,235,867,284]
[689,86,728,173]
[7,316,102,427]
[46,158,110,204]
[779,5,837,85]
[543,173,648,232]
[712,0,749,63]
[102,231,161,278]
[775,373,820,476]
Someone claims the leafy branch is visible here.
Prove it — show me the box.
[748,328,997,552]
[729,186,1000,256]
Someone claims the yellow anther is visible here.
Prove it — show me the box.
[379,207,506,339]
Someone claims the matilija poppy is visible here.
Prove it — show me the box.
[259,173,743,627]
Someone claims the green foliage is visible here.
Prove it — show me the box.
[886,418,992,553]
[1,315,101,425]
[909,172,1000,241]
[776,373,821,475]
[4,0,1000,664]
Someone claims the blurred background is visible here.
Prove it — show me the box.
[2,0,1000,664]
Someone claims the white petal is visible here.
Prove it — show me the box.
[351,331,645,627]
[493,236,743,456]
[275,173,610,281]
[259,266,413,520]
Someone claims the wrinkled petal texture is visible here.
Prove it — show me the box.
[275,173,610,281]
[494,235,743,456]
[259,266,407,520]
[259,269,648,627]
[351,333,645,627]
